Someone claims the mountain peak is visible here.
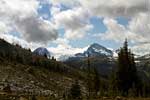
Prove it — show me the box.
[73,43,113,59]
[84,43,113,57]
[33,47,51,58]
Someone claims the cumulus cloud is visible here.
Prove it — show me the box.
[50,0,149,41]
[129,13,150,41]
[52,37,69,47]
[94,12,150,55]
[15,17,58,43]
[81,0,148,18]
[0,0,58,44]
[50,0,149,18]
[52,7,93,39]
[96,18,147,43]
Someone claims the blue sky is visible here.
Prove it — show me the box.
[0,0,149,58]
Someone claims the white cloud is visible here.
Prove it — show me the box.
[129,13,150,41]
[80,0,148,18]
[52,7,93,40]
[96,18,143,42]
[15,17,58,43]
[50,0,149,41]
[0,0,58,44]
[50,37,88,59]
[53,38,69,46]
[50,0,149,18]
[129,13,150,55]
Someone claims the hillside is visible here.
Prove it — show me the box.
[0,39,86,99]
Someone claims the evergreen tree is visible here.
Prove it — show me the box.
[115,39,140,96]
[86,53,93,98]
[86,52,102,98]
[52,56,56,61]
[93,67,100,96]
[44,53,47,58]
[69,80,82,99]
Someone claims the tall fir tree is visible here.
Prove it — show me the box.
[115,39,140,96]
[93,67,100,97]
[69,80,82,99]
[86,52,93,98]
[86,52,101,98]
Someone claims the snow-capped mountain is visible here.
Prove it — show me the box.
[75,43,113,58]
[64,43,116,76]
[33,47,51,58]
[64,43,113,61]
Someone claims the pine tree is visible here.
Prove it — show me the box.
[44,53,47,58]
[69,80,82,99]
[93,67,100,96]
[86,53,93,98]
[115,39,140,96]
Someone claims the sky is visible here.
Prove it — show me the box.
[0,0,150,59]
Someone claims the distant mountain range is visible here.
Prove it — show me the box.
[33,43,115,61]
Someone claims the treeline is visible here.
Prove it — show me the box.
[0,39,69,73]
